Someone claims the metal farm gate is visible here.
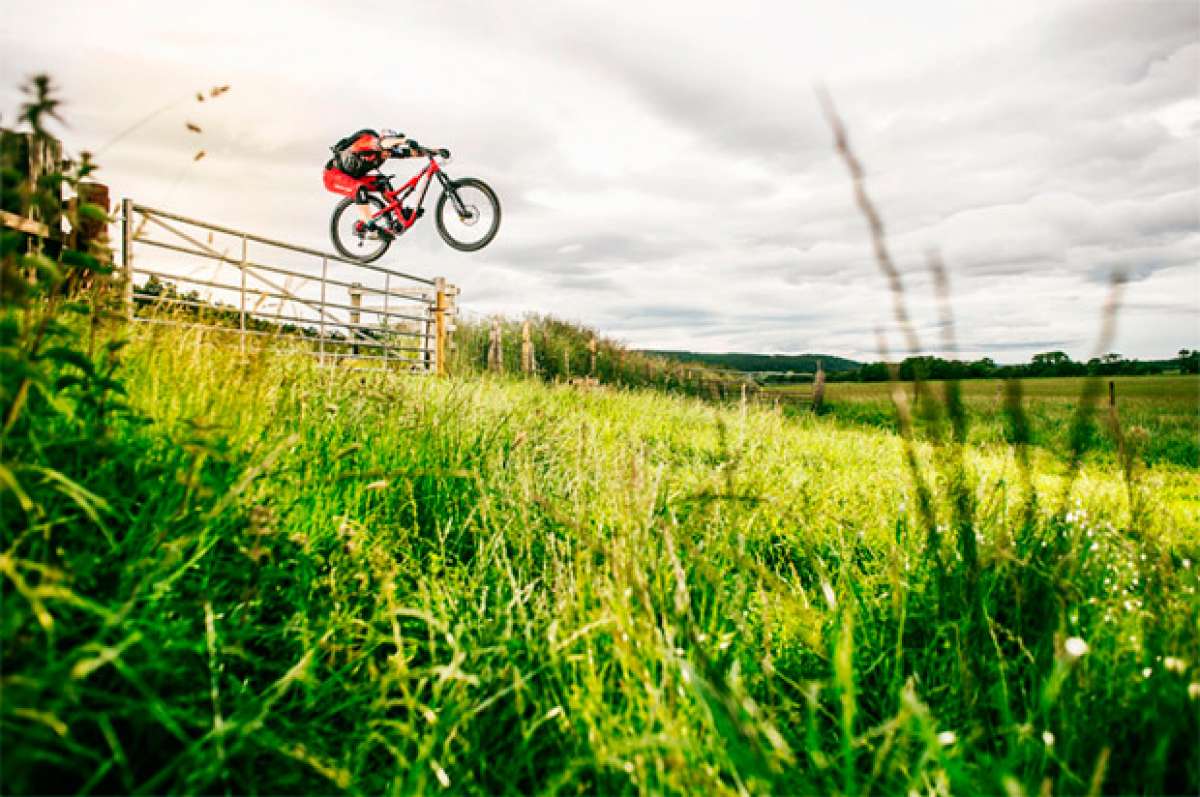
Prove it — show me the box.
[119,200,458,373]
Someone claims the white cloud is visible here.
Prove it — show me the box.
[1,0,1196,361]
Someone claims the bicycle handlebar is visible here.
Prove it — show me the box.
[403,140,451,159]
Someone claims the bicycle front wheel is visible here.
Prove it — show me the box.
[436,178,501,252]
[330,196,392,263]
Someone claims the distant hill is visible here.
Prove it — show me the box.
[643,350,861,374]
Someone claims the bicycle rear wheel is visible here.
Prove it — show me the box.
[330,196,393,263]
[436,178,501,252]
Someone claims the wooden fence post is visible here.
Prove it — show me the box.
[521,319,533,374]
[68,182,109,253]
[488,316,503,372]
[121,198,134,319]
[563,349,570,379]
[349,282,362,356]
[238,235,248,355]
[60,181,109,297]
[445,283,457,371]
[434,277,448,376]
[0,129,62,247]
[812,360,826,412]
[589,336,597,377]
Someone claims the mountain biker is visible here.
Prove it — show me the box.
[330,128,414,238]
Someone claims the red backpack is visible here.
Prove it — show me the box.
[328,128,383,178]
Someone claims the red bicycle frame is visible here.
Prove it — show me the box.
[365,157,446,233]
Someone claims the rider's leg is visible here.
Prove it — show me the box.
[355,193,390,237]
[355,188,373,223]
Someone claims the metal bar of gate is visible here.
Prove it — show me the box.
[319,257,327,365]
[131,202,436,285]
[383,273,390,368]
[124,200,445,371]
[137,212,380,344]
[239,234,247,354]
[134,317,432,354]
[130,267,430,324]
[130,236,431,304]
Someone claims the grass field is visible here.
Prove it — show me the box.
[764,375,1200,468]
[4,324,1198,795]
[5,80,1197,795]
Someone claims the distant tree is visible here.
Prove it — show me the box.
[1177,348,1200,374]
[1032,351,1068,369]
[1029,350,1082,377]
[967,357,996,378]
[859,362,890,382]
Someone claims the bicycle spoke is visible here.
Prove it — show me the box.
[439,185,496,248]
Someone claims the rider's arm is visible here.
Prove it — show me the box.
[379,132,408,155]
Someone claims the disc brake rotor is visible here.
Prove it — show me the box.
[458,205,480,226]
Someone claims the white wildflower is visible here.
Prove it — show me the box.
[1188,683,1200,700]
[937,730,957,746]
[1064,637,1089,659]
[1164,657,1187,674]
[1042,731,1055,747]
[1142,667,1153,678]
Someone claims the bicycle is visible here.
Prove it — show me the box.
[324,141,501,263]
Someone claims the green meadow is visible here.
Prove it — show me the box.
[4,321,1198,794]
[764,375,1200,469]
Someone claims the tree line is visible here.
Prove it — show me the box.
[827,349,1200,382]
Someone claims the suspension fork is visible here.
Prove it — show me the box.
[435,171,469,216]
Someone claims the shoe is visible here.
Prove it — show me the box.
[358,220,393,241]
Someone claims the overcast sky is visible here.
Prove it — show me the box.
[3,0,1197,361]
